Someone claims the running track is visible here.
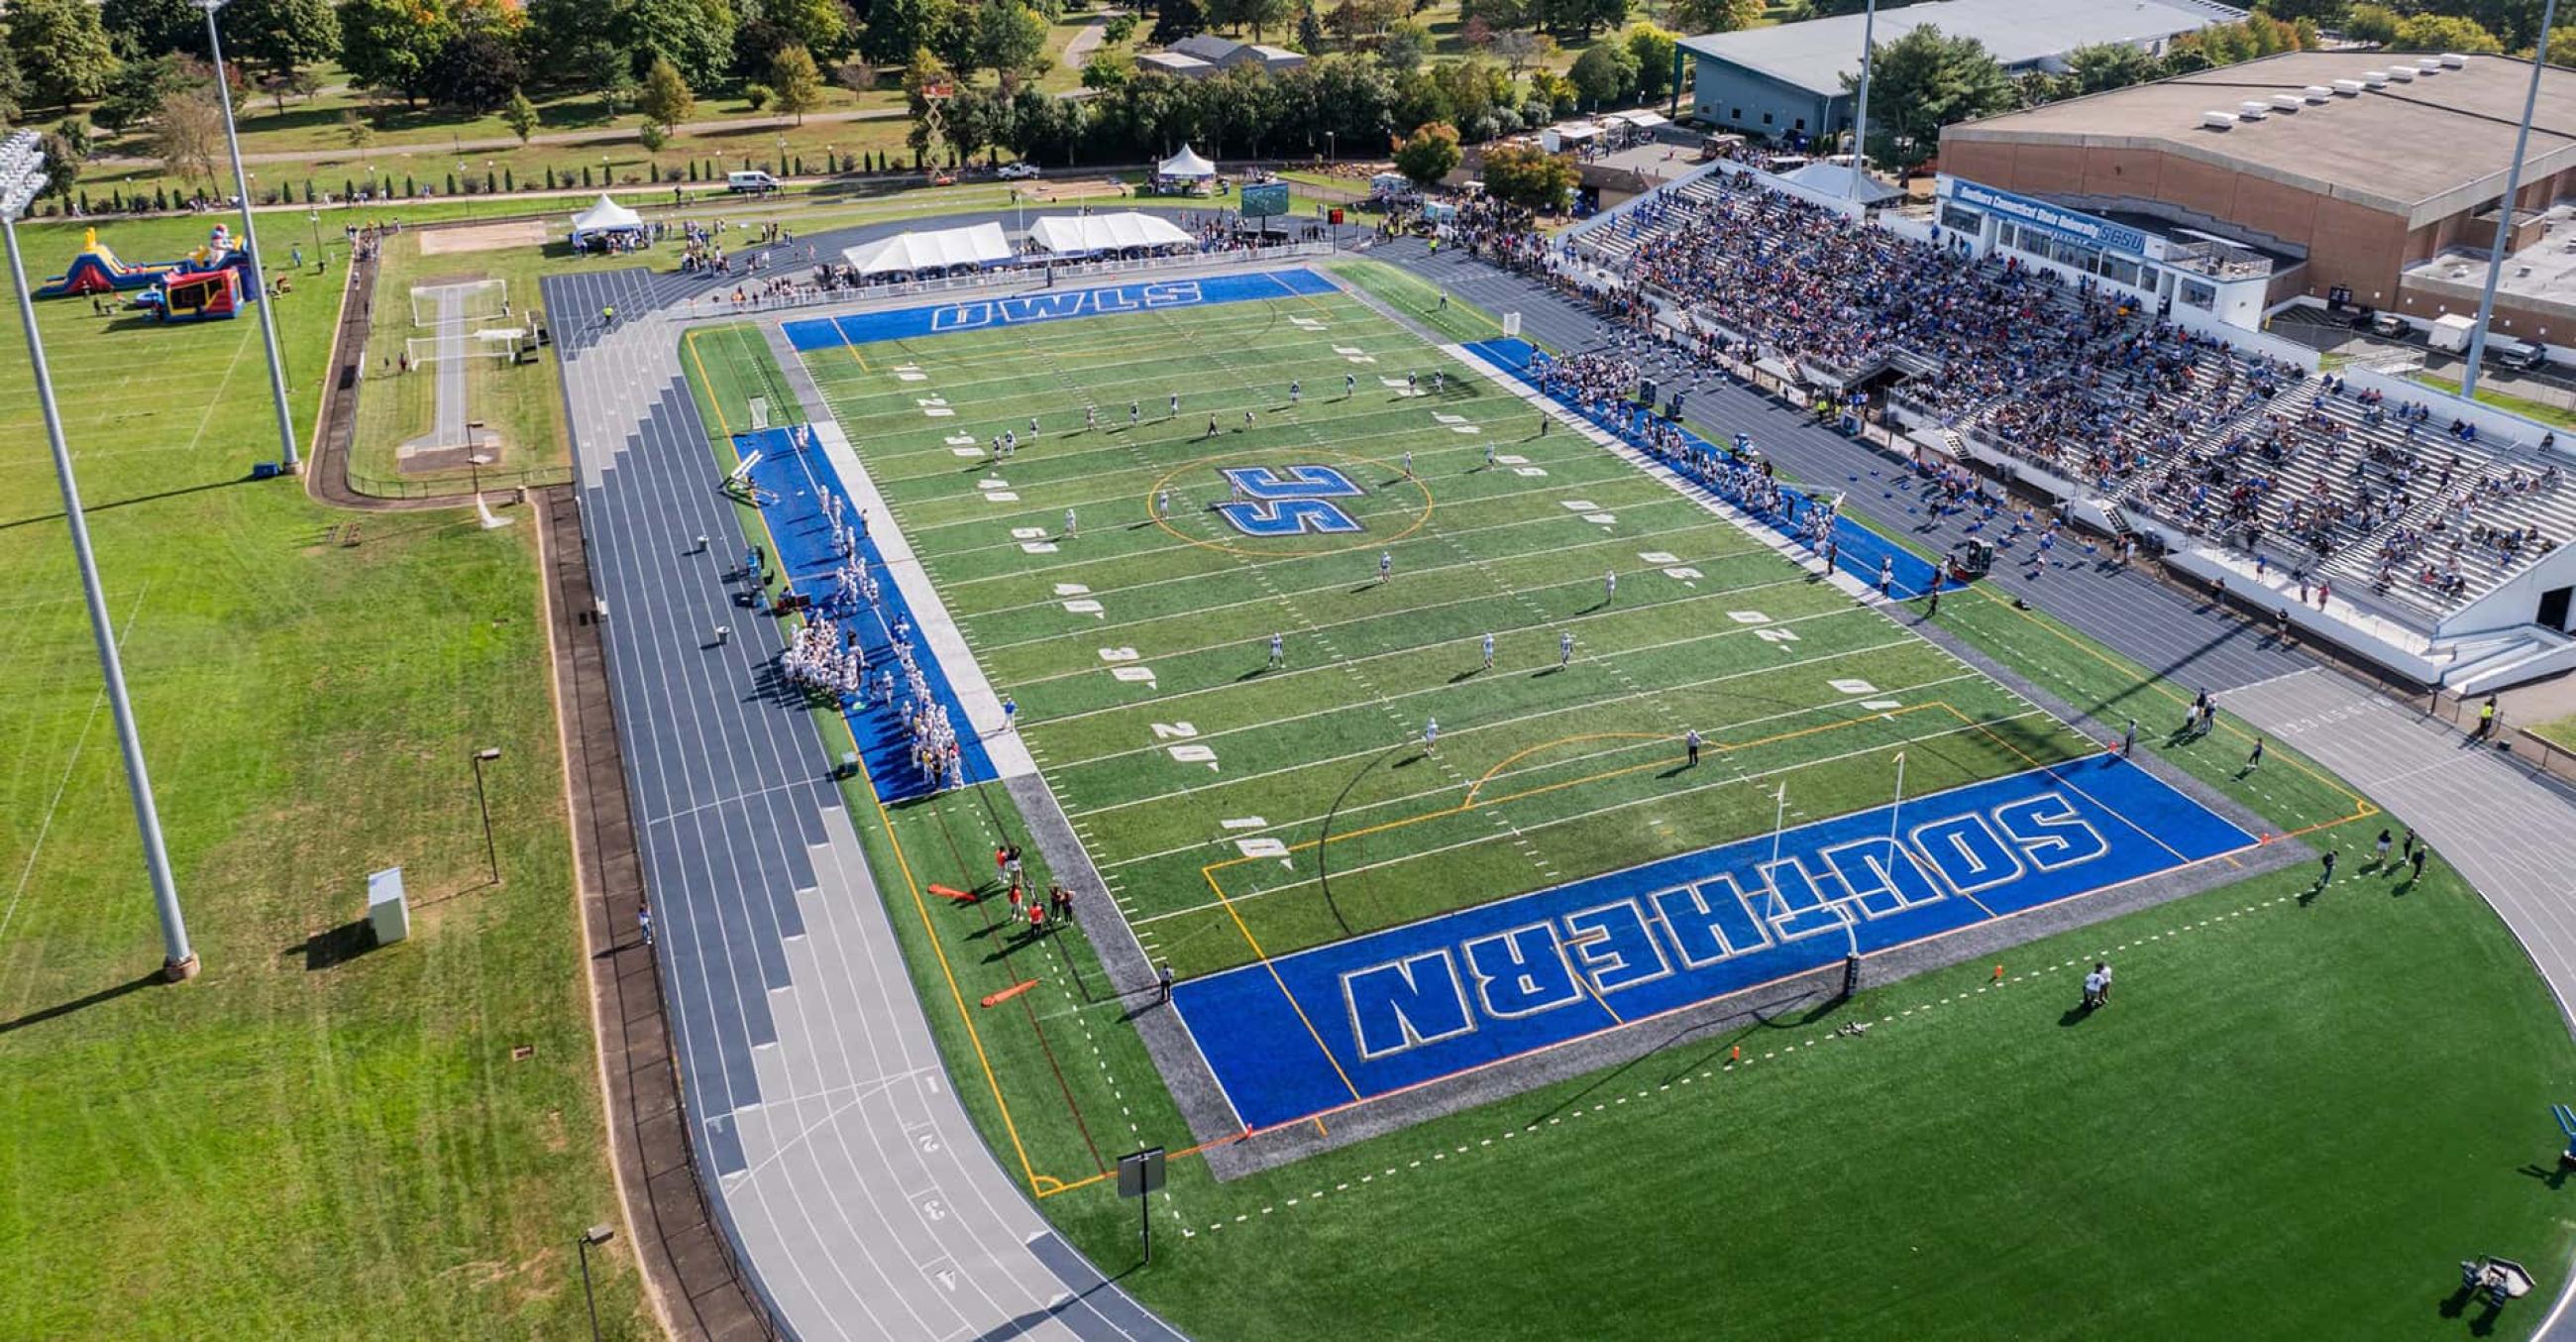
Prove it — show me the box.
[542,256,1185,1342]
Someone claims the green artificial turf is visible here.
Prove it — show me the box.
[677,277,2576,1340]
[0,215,644,1337]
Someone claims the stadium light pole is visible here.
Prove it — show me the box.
[201,0,301,472]
[2462,1,2559,399]
[0,132,198,983]
[1847,0,1878,201]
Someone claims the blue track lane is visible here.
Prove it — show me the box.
[783,268,1340,350]
[1173,755,2255,1131]
[738,424,997,802]
[1467,336,1954,601]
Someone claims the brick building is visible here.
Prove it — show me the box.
[1938,52,2576,351]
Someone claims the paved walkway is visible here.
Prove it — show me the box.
[543,260,1182,1341]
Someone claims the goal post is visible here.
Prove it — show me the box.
[409,278,509,327]
[405,322,524,365]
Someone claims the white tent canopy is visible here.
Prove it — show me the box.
[1778,161,1900,205]
[569,193,644,243]
[1157,144,1218,178]
[842,222,1015,276]
[1369,170,1412,195]
[1025,212,1197,256]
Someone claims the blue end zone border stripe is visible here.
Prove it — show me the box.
[1466,337,1949,602]
[784,269,1339,350]
[1171,757,2254,1131]
[737,425,996,802]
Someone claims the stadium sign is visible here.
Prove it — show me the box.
[1213,465,1365,536]
[1948,180,2148,257]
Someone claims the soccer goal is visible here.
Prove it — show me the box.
[405,320,523,365]
[409,278,509,327]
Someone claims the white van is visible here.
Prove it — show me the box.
[727,170,780,194]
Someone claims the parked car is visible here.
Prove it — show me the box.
[998,162,1040,179]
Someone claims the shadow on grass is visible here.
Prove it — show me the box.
[0,472,265,532]
[288,920,384,972]
[0,970,163,1036]
[1516,987,1841,1130]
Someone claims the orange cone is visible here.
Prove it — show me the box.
[1729,1045,1741,1063]
[1992,964,2004,983]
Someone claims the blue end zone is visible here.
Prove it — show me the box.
[785,269,1339,350]
[738,425,996,802]
[1172,757,2254,1131]
[1466,337,1949,601]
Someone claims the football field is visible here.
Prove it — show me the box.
[789,270,2105,992]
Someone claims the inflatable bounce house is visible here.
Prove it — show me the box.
[134,266,243,323]
[37,226,258,312]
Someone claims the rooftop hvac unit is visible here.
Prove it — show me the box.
[2415,57,2443,72]
[2238,100,2271,118]
[2387,65,2415,81]
[2270,93,2304,111]
[2363,70,2390,87]
[2304,85,2333,102]
[2202,110,2238,129]
[2440,53,2467,67]
[2332,78,2366,95]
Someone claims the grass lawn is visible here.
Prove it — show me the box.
[2411,370,2576,431]
[2530,713,2576,752]
[672,269,2576,1337]
[0,214,643,1336]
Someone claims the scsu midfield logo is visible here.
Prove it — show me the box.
[1213,465,1366,537]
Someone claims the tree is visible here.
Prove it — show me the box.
[637,121,670,152]
[621,0,739,88]
[151,85,225,191]
[1842,25,2012,168]
[2254,0,2343,22]
[337,0,455,108]
[341,107,376,148]
[94,54,191,133]
[637,56,696,130]
[2065,42,2157,94]
[1567,41,1637,106]
[1296,2,1325,52]
[771,43,825,121]
[977,1,1049,74]
[2342,3,2398,45]
[2392,14,2502,53]
[1082,51,1132,89]
[428,26,523,111]
[1479,140,1573,210]
[1489,29,1552,76]
[773,0,858,63]
[2542,26,2576,68]
[37,130,82,204]
[1153,0,1210,44]
[502,86,540,142]
[1380,20,1431,71]
[1670,0,1760,35]
[1529,0,1624,41]
[103,0,206,60]
[1392,119,1459,185]
[11,0,122,109]
[226,0,340,100]
[862,0,960,66]
[1627,23,1676,101]
[53,117,96,162]
[572,38,637,114]
[1211,0,1292,42]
